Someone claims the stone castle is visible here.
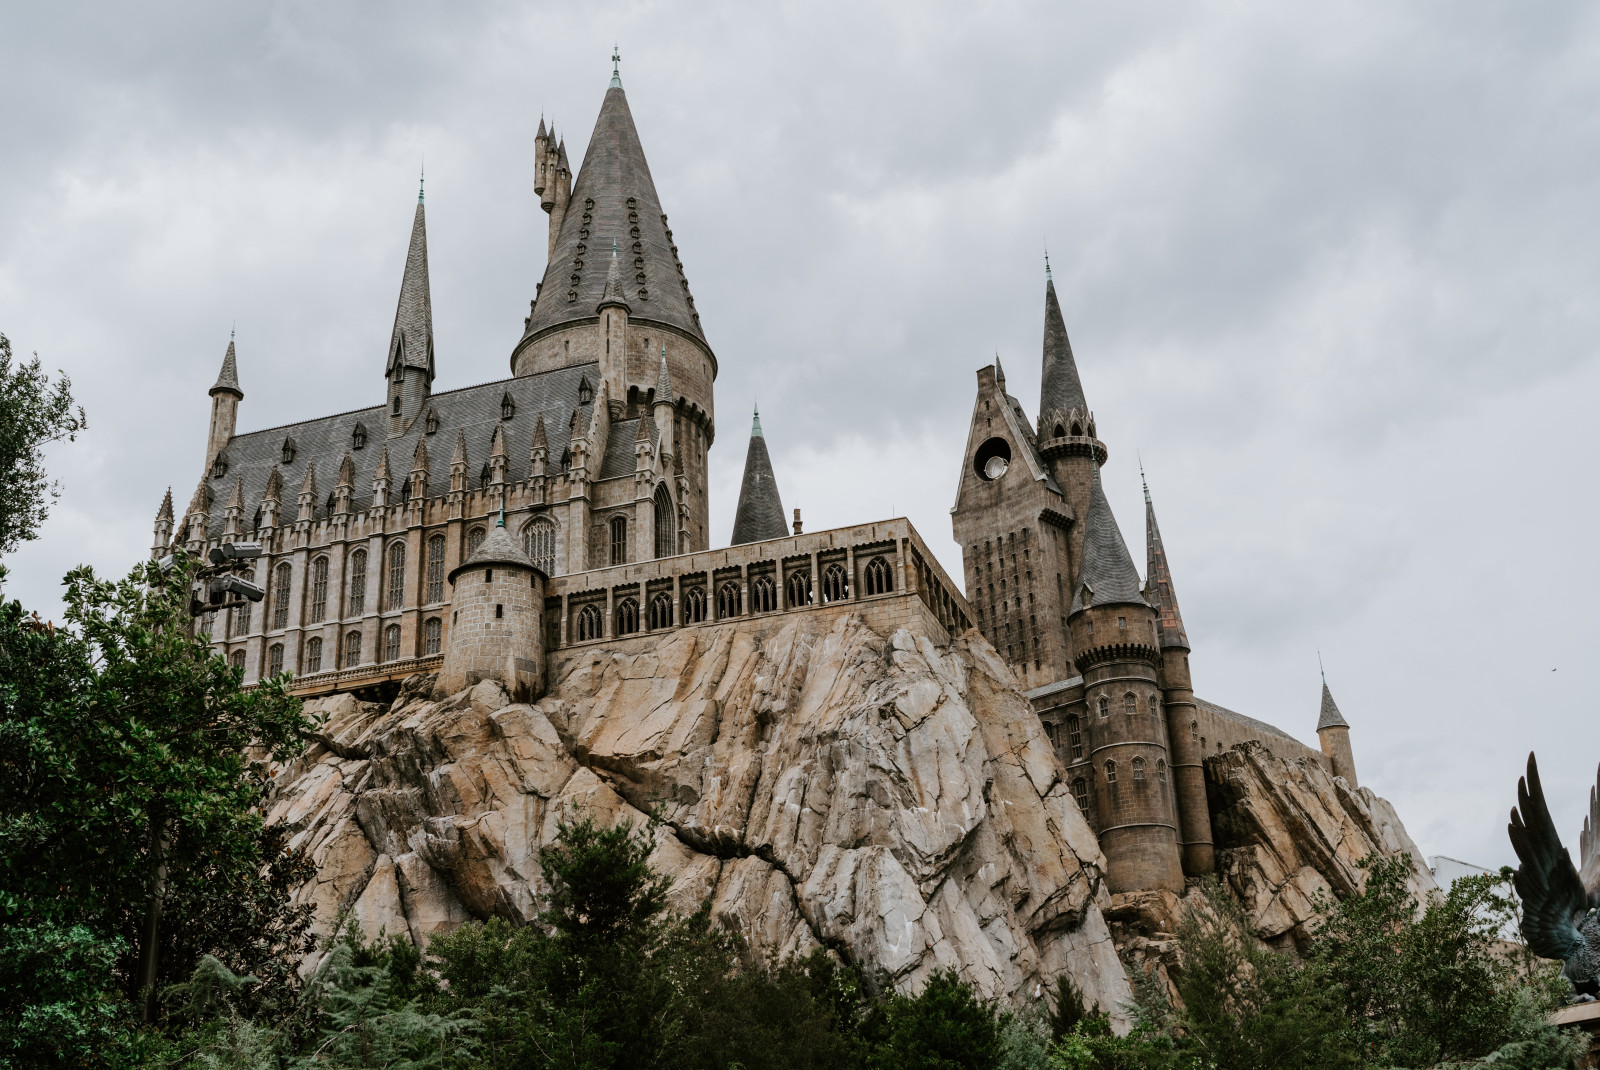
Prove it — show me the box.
[154,60,1362,899]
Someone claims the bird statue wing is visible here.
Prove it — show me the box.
[1509,752,1591,962]
[1581,763,1600,900]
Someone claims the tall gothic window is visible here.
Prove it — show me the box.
[609,515,628,566]
[653,484,674,558]
[524,518,556,576]
[1104,760,1117,786]
[343,630,362,668]
[268,643,284,677]
[1149,693,1161,716]
[864,556,893,595]
[384,624,401,663]
[750,575,776,613]
[386,542,406,612]
[349,549,367,615]
[1156,758,1167,785]
[717,581,741,619]
[821,563,848,603]
[467,527,486,555]
[273,563,292,629]
[202,609,217,639]
[310,556,328,622]
[786,570,812,608]
[1072,777,1089,814]
[576,603,603,642]
[1124,691,1137,715]
[426,535,447,603]
[615,597,639,636]
[230,650,245,672]
[1067,715,1083,760]
[423,617,442,655]
[648,593,673,630]
[1132,757,1146,781]
[683,586,707,624]
[305,636,322,674]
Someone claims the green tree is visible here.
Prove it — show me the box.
[0,551,315,1047]
[0,332,85,557]
[871,968,1002,1070]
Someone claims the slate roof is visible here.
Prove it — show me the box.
[1143,479,1189,649]
[1070,460,1148,613]
[194,363,599,539]
[730,410,788,544]
[516,84,707,361]
[1317,681,1350,730]
[386,200,434,378]
[211,339,242,398]
[1036,277,1087,438]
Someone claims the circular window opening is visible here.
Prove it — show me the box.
[974,437,1011,481]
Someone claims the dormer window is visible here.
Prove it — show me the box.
[578,377,593,405]
[210,452,228,478]
[479,464,490,489]
[425,408,439,435]
[501,392,516,420]
[281,437,296,464]
[352,423,367,449]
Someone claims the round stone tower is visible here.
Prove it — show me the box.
[437,517,547,701]
[1316,677,1358,788]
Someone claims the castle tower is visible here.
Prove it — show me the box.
[151,488,174,559]
[1068,460,1183,894]
[385,184,435,435]
[205,337,243,475]
[511,58,715,552]
[730,408,788,545]
[1316,674,1358,787]
[1142,472,1215,876]
[437,513,547,701]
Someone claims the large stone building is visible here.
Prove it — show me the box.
[154,61,1360,899]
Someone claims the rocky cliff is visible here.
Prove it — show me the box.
[266,611,1432,1018]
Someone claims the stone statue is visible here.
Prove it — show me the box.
[1509,753,1600,995]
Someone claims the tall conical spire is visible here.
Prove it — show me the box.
[1142,467,1188,648]
[210,337,242,398]
[386,197,435,384]
[1037,275,1087,439]
[731,407,788,545]
[1070,459,1146,613]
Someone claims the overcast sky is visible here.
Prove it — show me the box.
[3,1,1598,872]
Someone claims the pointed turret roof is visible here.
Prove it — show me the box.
[598,242,631,312]
[298,460,318,498]
[531,414,548,452]
[731,408,788,545]
[516,79,707,361]
[225,475,245,512]
[263,466,283,502]
[448,517,542,581]
[186,478,210,517]
[1037,277,1087,438]
[1142,473,1188,649]
[411,437,429,472]
[1070,461,1147,613]
[451,429,468,466]
[653,349,675,405]
[372,445,391,482]
[537,115,547,139]
[386,199,434,380]
[156,487,174,522]
[336,451,355,488]
[1318,680,1349,731]
[635,412,654,446]
[210,338,243,398]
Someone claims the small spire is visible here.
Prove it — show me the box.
[156,487,174,522]
[611,44,622,89]
[452,428,468,465]
[210,337,243,399]
[537,115,546,139]
[1139,453,1150,504]
[226,475,245,511]
[531,413,548,451]
[298,460,318,497]
[418,163,425,203]
[263,466,283,502]
[336,450,355,488]
[1319,650,1326,686]
[373,445,391,482]
[1044,248,1052,281]
[994,352,1006,386]
[751,405,764,438]
[654,348,675,405]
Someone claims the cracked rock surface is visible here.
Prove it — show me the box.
[267,613,1134,1017]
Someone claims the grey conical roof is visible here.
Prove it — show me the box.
[730,409,788,545]
[210,338,242,398]
[387,200,434,380]
[1318,681,1349,730]
[1070,461,1147,613]
[449,516,541,581]
[156,487,174,522]
[517,83,706,358]
[1036,277,1087,438]
[1143,477,1188,648]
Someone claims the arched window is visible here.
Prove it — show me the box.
[1069,421,1082,437]
[272,563,292,629]
[523,518,556,576]
[1156,759,1167,785]
[1072,777,1089,814]
[615,597,639,635]
[864,556,893,595]
[386,542,406,612]
[1097,696,1109,718]
[576,603,603,641]
[423,617,442,655]
[653,484,675,558]
[1067,715,1083,759]
[467,528,486,555]
[349,549,368,615]
[822,563,848,603]
[717,581,741,619]
[343,630,362,668]
[229,601,250,638]
[1191,720,1199,743]
[609,515,628,566]
[648,592,673,630]
[751,575,777,613]
[230,650,245,672]
[310,556,329,623]
[202,609,217,639]
[268,643,284,676]
[1132,757,1146,781]
[426,535,447,603]
[1053,423,1066,438]
[1149,693,1161,716]
[384,624,402,662]
[683,586,707,624]
[1124,691,1137,715]
[1200,737,1206,752]
[1104,760,1117,786]
[305,636,323,674]
[786,570,812,608]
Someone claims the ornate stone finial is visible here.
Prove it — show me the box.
[1139,452,1151,504]
[751,404,763,438]
[419,162,425,204]
[611,44,622,89]
[1045,247,1052,282]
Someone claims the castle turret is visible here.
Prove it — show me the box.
[1068,460,1183,894]
[730,408,788,545]
[533,116,550,200]
[206,336,243,476]
[547,137,571,261]
[1316,673,1358,788]
[151,487,174,559]
[385,185,435,434]
[437,512,546,701]
[597,243,630,417]
[1143,471,1214,876]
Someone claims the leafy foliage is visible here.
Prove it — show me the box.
[0,332,85,556]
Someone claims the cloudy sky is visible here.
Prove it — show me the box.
[3,1,1598,871]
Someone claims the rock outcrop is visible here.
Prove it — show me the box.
[267,613,1134,1018]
